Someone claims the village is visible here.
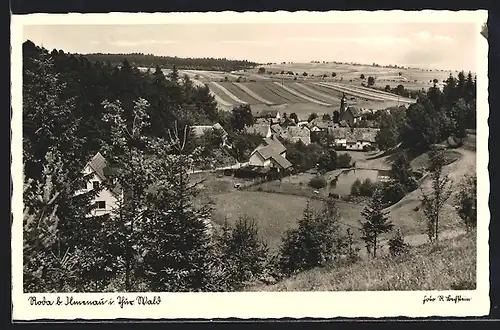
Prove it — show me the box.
[80,93,386,217]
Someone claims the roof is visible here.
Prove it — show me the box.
[347,106,362,118]
[327,128,379,143]
[85,152,121,197]
[191,123,228,137]
[270,124,284,135]
[262,135,286,154]
[245,123,271,137]
[254,148,292,169]
[87,152,107,180]
[212,123,228,135]
[253,109,279,118]
[286,126,310,138]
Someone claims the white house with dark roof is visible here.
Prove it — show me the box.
[248,135,292,171]
[77,152,121,217]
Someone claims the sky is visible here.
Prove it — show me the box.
[23,22,478,72]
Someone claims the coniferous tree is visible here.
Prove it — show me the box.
[359,190,394,258]
[420,149,453,243]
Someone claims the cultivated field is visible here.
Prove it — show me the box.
[139,62,472,113]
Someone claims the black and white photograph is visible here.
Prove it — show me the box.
[11,10,489,320]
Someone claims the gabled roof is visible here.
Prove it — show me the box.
[286,126,310,138]
[254,148,292,169]
[347,106,362,118]
[85,152,121,197]
[270,124,284,135]
[86,152,107,181]
[262,135,286,154]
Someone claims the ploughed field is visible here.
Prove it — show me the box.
[139,62,468,112]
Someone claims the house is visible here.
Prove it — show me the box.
[245,123,272,138]
[281,126,311,145]
[270,123,285,136]
[78,152,121,217]
[253,109,281,124]
[191,123,229,146]
[248,135,292,171]
[327,128,380,150]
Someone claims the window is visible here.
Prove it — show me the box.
[96,201,106,209]
[92,181,100,190]
[79,180,88,190]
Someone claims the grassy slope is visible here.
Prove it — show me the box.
[249,233,476,291]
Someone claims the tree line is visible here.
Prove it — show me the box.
[84,52,258,72]
[376,71,476,152]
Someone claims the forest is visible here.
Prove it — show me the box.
[83,52,259,71]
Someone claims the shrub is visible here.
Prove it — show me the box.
[309,176,327,189]
[350,178,362,196]
[381,182,407,206]
[388,230,410,257]
[359,178,376,197]
[214,217,269,291]
[337,153,352,168]
[278,199,343,275]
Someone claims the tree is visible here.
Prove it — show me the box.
[308,113,318,122]
[100,98,154,291]
[258,67,266,74]
[359,189,394,258]
[322,113,331,121]
[289,112,298,123]
[367,76,375,87]
[278,198,343,275]
[384,85,391,92]
[230,104,254,132]
[388,229,410,257]
[390,151,417,192]
[360,74,365,80]
[140,124,214,292]
[402,100,441,152]
[214,217,269,290]
[454,173,477,233]
[420,149,453,243]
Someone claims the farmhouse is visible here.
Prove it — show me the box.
[191,122,229,146]
[77,152,121,217]
[327,128,380,150]
[248,135,292,171]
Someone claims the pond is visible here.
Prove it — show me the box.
[329,169,389,196]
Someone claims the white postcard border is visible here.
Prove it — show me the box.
[11,10,490,320]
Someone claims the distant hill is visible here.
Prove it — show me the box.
[82,53,259,72]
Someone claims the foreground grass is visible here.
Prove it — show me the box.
[249,233,476,291]
[210,191,364,252]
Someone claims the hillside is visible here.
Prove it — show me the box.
[249,233,476,291]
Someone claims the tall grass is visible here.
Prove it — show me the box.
[249,233,476,291]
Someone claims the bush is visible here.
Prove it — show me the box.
[214,217,269,291]
[350,178,362,196]
[278,199,343,275]
[388,230,410,257]
[381,182,407,206]
[337,153,352,168]
[309,176,327,189]
[359,178,376,197]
